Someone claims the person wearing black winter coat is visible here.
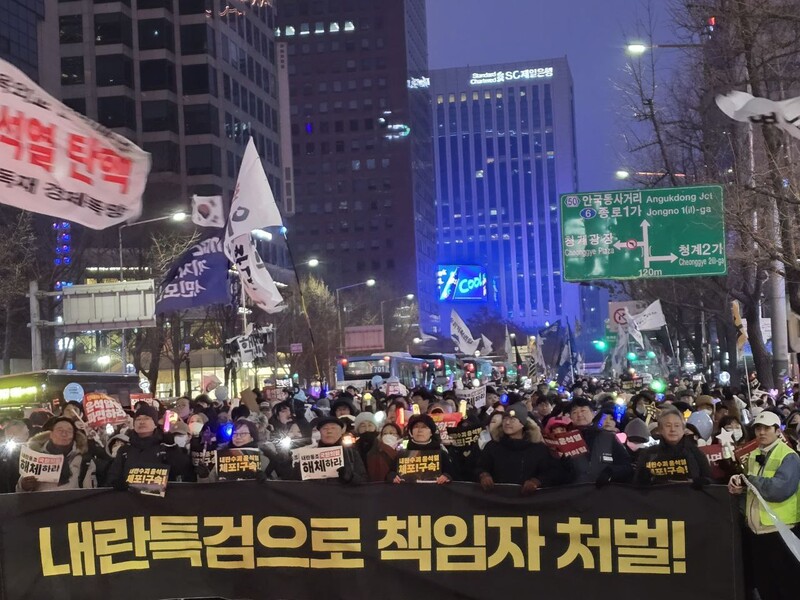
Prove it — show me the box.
[635,407,711,486]
[567,397,633,485]
[476,403,570,495]
[389,414,454,484]
[106,406,195,490]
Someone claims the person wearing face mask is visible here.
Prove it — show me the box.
[200,419,271,482]
[106,405,196,490]
[17,417,96,492]
[187,413,217,472]
[353,412,379,467]
[366,423,402,482]
[477,411,504,450]
[95,432,129,487]
[635,408,711,487]
[390,414,453,485]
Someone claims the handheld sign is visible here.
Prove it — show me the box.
[543,430,589,458]
[397,450,441,482]
[456,386,486,409]
[446,426,482,448]
[63,383,84,403]
[125,466,169,497]
[431,413,462,442]
[292,445,345,480]
[83,393,127,428]
[216,448,261,481]
[18,447,63,483]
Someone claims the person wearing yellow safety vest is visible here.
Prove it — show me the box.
[728,410,800,600]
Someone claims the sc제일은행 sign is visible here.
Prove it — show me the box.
[560,185,726,281]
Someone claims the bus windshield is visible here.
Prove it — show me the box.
[340,359,390,380]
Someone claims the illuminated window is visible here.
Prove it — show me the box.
[315,22,325,34]
[285,25,295,36]
[330,22,340,33]
[344,21,355,32]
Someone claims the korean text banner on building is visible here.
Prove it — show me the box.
[0,59,149,229]
[0,482,743,600]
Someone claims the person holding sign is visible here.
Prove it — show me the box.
[106,405,195,490]
[635,407,710,487]
[476,403,567,495]
[390,414,453,484]
[567,397,633,486]
[16,417,96,492]
[305,416,367,484]
[200,419,270,482]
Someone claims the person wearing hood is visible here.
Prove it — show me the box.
[106,405,195,490]
[477,411,504,450]
[366,422,402,483]
[476,403,569,495]
[390,414,453,484]
[567,397,633,485]
[17,417,96,492]
[635,407,711,486]
[269,400,294,435]
[331,395,358,419]
[622,418,651,462]
[353,412,379,466]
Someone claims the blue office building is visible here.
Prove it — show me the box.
[431,58,601,333]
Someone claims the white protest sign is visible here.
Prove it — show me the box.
[63,382,84,403]
[0,58,149,229]
[19,446,63,483]
[456,386,487,409]
[291,445,344,480]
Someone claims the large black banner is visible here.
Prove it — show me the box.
[0,482,744,600]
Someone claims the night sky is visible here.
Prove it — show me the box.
[426,0,673,194]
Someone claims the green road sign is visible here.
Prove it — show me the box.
[560,185,726,281]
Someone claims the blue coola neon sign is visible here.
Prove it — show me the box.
[436,265,488,302]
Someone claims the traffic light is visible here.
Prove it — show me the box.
[626,352,637,361]
[592,340,608,352]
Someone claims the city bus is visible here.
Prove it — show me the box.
[335,353,426,391]
[412,354,462,389]
[0,370,143,413]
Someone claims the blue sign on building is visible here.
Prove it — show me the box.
[437,265,488,302]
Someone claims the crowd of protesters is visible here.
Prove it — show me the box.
[0,375,797,599]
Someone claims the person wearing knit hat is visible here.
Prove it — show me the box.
[476,402,569,495]
[353,412,379,472]
[389,413,453,484]
[105,402,195,490]
[695,395,715,412]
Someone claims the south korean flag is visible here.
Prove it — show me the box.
[191,194,225,228]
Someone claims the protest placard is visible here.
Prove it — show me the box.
[543,430,589,458]
[700,444,730,482]
[83,393,128,427]
[455,386,487,408]
[430,413,462,442]
[216,448,261,481]
[292,445,344,480]
[397,450,441,482]
[445,426,483,448]
[130,393,159,410]
[125,466,169,497]
[18,446,63,483]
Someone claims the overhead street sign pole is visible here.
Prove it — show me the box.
[560,185,726,281]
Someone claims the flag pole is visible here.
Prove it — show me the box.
[283,230,321,377]
[567,319,576,383]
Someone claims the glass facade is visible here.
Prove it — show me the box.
[431,60,580,329]
[0,0,45,80]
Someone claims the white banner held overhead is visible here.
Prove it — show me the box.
[716,90,800,140]
[623,307,644,349]
[633,300,667,331]
[230,234,284,313]
[191,194,225,228]
[0,58,149,229]
[224,138,283,258]
[450,310,479,355]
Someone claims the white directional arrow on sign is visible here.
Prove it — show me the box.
[649,253,678,263]
[611,219,678,268]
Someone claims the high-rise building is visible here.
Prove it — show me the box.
[276,0,437,333]
[0,0,46,81]
[430,58,602,334]
[48,0,289,269]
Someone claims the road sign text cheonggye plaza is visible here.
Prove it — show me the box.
[560,185,727,281]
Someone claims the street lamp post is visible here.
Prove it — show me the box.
[335,279,376,354]
[116,211,186,371]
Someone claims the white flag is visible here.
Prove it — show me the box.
[0,58,149,229]
[230,234,284,313]
[716,90,800,140]
[191,194,225,228]
[450,310,479,355]
[623,307,644,348]
[224,138,283,260]
[480,334,493,355]
[633,300,667,331]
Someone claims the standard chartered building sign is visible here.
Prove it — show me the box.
[559,185,726,281]
[469,67,554,86]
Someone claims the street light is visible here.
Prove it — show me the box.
[307,258,320,268]
[335,279,378,353]
[626,42,702,55]
[615,170,631,180]
[626,43,648,55]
